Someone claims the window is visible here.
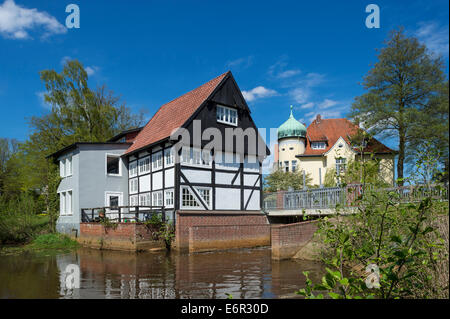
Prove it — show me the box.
[336,158,346,174]
[59,190,72,216]
[139,193,151,207]
[284,161,289,172]
[129,195,138,209]
[60,157,72,177]
[181,187,200,208]
[202,150,211,165]
[197,188,211,207]
[181,147,211,166]
[109,195,119,208]
[289,147,294,150]
[292,160,297,172]
[60,160,65,177]
[129,161,137,178]
[152,191,163,207]
[152,152,163,170]
[216,105,238,126]
[164,148,174,166]
[107,155,121,175]
[192,149,202,165]
[311,142,326,150]
[165,190,174,207]
[281,148,285,151]
[129,178,138,194]
[138,156,150,174]
[66,157,72,176]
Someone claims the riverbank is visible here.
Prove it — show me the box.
[0,233,79,256]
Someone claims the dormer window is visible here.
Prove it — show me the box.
[217,105,238,126]
[311,142,326,150]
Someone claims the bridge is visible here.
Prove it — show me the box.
[263,184,449,217]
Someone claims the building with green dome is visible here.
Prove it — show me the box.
[276,106,307,173]
[274,107,396,187]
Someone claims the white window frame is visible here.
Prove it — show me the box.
[129,194,138,211]
[66,157,72,177]
[60,159,65,178]
[139,192,151,207]
[129,161,138,178]
[129,178,138,194]
[165,189,174,208]
[180,186,211,209]
[311,142,326,150]
[216,105,238,126]
[181,147,212,167]
[291,160,297,172]
[106,153,122,177]
[336,157,347,174]
[152,151,163,171]
[164,147,174,167]
[152,191,163,207]
[58,189,73,216]
[138,156,151,175]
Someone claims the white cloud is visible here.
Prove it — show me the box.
[226,56,254,69]
[268,58,301,79]
[0,0,66,39]
[85,66,99,76]
[290,88,310,104]
[299,102,314,109]
[277,69,301,79]
[36,91,51,110]
[318,99,338,109]
[242,86,277,102]
[415,21,449,57]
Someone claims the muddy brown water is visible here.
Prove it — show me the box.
[0,247,326,299]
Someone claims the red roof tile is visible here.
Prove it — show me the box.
[125,72,229,155]
[301,115,394,156]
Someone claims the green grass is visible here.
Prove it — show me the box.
[28,233,79,250]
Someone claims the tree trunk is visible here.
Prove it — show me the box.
[397,129,405,186]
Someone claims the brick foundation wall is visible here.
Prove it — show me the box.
[175,211,269,252]
[79,223,163,251]
[189,224,271,252]
[271,220,318,260]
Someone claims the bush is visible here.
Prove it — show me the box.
[0,193,50,244]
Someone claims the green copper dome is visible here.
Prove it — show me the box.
[278,106,307,140]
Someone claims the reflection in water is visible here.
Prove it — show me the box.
[0,247,325,299]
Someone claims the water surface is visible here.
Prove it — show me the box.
[0,247,325,299]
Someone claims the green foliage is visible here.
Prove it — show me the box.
[0,193,49,244]
[298,148,449,299]
[264,169,313,191]
[350,28,448,185]
[0,59,146,243]
[28,233,79,250]
[323,158,389,188]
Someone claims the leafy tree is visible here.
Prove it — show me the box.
[323,158,390,188]
[1,59,146,237]
[264,169,312,192]
[350,28,447,186]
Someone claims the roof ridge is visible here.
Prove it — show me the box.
[125,71,230,155]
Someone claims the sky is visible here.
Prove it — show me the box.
[0,0,449,171]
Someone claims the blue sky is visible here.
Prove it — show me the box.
[0,0,448,158]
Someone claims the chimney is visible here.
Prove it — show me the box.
[316,114,322,124]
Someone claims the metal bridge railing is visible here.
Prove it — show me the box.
[263,184,448,211]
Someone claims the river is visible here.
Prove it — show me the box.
[0,247,325,299]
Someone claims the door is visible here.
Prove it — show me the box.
[105,192,123,221]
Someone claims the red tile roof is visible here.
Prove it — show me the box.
[301,115,395,156]
[125,72,229,155]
